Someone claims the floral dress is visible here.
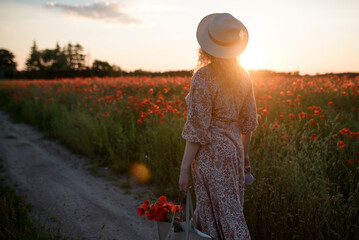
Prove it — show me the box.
[182,66,258,240]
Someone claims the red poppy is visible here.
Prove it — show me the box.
[307,114,313,119]
[158,195,167,202]
[298,112,306,118]
[346,160,359,164]
[137,203,149,216]
[339,128,349,135]
[338,141,345,149]
[137,195,181,222]
[261,109,268,115]
[349,132,356,138]
[289,113,295,121]
[310,134,317,141]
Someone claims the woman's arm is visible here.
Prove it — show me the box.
[241,132,252,173]
[179,141,200,192]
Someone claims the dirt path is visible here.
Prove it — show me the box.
[0,110,158,240]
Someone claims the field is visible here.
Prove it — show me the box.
[0,73,358,239]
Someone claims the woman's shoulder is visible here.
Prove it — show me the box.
[193,65,212,78]
[238,65,253,91]
[238,65,251,81]
[191,66,213,85]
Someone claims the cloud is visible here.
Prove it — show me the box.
[45,1,141,24]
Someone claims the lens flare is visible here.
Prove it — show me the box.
[130,162,151,183]
[239,48,264,70]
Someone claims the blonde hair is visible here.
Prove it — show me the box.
[196,48,244,95]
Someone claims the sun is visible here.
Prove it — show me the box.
[239,49,264,70]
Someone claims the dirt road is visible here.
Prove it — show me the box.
[0,110,158,240]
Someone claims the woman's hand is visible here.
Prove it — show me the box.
[179,167,190,192]
[244,155,250,174]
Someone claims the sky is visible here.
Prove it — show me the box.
[0,0,359,74]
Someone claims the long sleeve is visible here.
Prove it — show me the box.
[238,77,258,135]
[182,70,213,145]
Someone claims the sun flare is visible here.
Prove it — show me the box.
[239,49,264,71]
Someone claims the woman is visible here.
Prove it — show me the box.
[179,13,258,239]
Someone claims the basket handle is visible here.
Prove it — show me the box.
[166,189,194,240]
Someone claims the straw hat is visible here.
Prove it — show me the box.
[196,13,248,59]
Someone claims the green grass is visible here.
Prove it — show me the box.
[0,75,358,239]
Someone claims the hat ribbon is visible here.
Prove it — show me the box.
[208,30,239,47]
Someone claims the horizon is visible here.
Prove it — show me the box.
[1,0,359,75]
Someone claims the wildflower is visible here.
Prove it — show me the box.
[337,141,345,149]
[328,101,333,106]
[306,114,313,118]
[346,160,359,164]
[310,134,317,141]
[289,113,295,121]
[349,132,356,138]
[261,109,268,116]
[298,112,306,118]
[339,128,350,135]
[137,200,150,216]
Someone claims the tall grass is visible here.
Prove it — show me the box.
[0,74,358,239]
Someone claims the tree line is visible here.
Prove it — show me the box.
[0,41,193,79]
[2,43,356,80]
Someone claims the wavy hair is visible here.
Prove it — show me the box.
[195,48,245,95]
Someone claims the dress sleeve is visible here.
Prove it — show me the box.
[182,70,212,145]
[238,77,258,135]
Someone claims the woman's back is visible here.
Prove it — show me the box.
[184,65,257,140]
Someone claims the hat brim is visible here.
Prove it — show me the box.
[196,13,249,59]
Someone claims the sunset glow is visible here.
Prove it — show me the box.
[239,48,265,71]
[0,0,359,74]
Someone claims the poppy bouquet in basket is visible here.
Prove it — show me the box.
[136,196,182,222]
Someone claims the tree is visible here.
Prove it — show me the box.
[26,41,42,71]
[51,42,67,71]
[0,49,17,78]
[73,43,85,70]
[92,60,113,76]
[64,42,86,71]
[112,64,122,76]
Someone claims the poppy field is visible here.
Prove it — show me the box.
[0,73,358,239]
